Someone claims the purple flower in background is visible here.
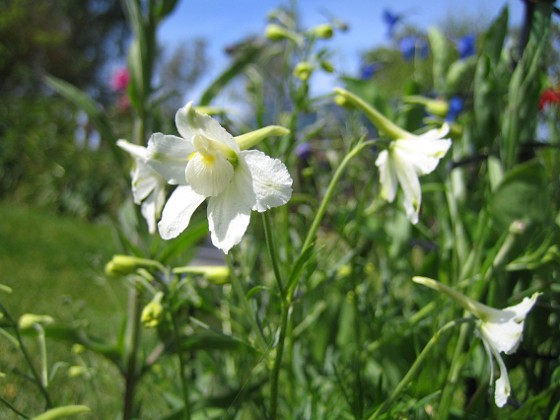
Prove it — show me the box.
[382,9,401,37]
[111,68,130,92]
[446,96,464,121]
[360,63,382,80]
[295,142,313,160]
[399,36,428,61]
[457,33,476,59]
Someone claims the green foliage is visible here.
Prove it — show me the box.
[1,1,559,419]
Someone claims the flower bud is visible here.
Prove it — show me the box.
[293,62,314,81]
[311,24,334,39]
[141,292,164,328]
[173,265,230,285]
[0,283,12,294]
[234,125,289,150]
[320,60,334,73]
[404,95,449,117]
[104,255,161,277]
[265,24,290,41]
[19,314,54,330]
[68,366,88,378]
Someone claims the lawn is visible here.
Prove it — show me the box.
[0,201,128,417]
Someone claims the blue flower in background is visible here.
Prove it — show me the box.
[399,36,429,61]
[457,33,476,59]
[446,96,464,121]
[360,63,382,80]
[295,142,313,161]
[382,9,401,37]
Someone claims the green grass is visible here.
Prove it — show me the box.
[0,201,127,417]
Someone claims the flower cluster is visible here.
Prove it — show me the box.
[413,277,540,407]
[119,103,293,254]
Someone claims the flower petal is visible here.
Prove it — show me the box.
[132,161,162,203]
[158,185,206,240]
[392,149,422,224]
[491,346,511,407]
[375,150,398,202]
[241,150,293,212]
[394,137,452,175]
[417,123,450,140]
[207,163,256,253]
[186,152,234,197]
[117,139,149,160]
[480,319,524,355]
[175,102,239,152]
[147,133,193,185]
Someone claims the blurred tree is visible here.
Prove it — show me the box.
[0,0,129,100]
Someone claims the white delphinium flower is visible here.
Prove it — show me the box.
[375,125,451,224]
[146,102,293,254]
[412,276,540,407]
[117,140,166,233]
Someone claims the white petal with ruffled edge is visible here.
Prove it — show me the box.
[207,162,256,254]
[147,133,193,185]
[158,185,206,240]
[242,150,292,212]
[175,103,239,152]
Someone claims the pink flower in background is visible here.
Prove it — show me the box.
[111,68,130,91]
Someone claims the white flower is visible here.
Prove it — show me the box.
[412,276,540,407]
[146,102,293,254]
[117,140,167,233]
[375,125,451,224]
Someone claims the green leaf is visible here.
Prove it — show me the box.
[31,405,90,420]
[21,323,121,365]
[286,244,316,295]
[44,75,124,168]
[480,6,509,65]
[489,160,551,228]
[199,43,263,106]
[173,330,251,353]
[445,56,477,95]
[510,382,560,419]
[155,215,208,264]
[428,28,456,93]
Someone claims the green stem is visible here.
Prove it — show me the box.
[169,299,191,419]
[368,318,471,419]
[0,304,52,409]
[300,140,375,259]
[269,301,290,420]
[35,324,49,388]
[122,287,143,420]
[225,255,269,351]
[262,212,285,297]
[437,321,469,418]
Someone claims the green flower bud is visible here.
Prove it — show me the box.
[173,265,230,285]
[404,95,449,117]
[141,292,164,328]
[104,255,162,277]
[293,62,314,81]
[0,283,12,294]
[234,125,289,150]
[31,405,90,420]
[311,24,334,39]
[68,365,88,378]
[320,60,334,73]
[265,24,290,41]
[18,314,54,330]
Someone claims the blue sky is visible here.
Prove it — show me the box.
[158,0,525,101]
